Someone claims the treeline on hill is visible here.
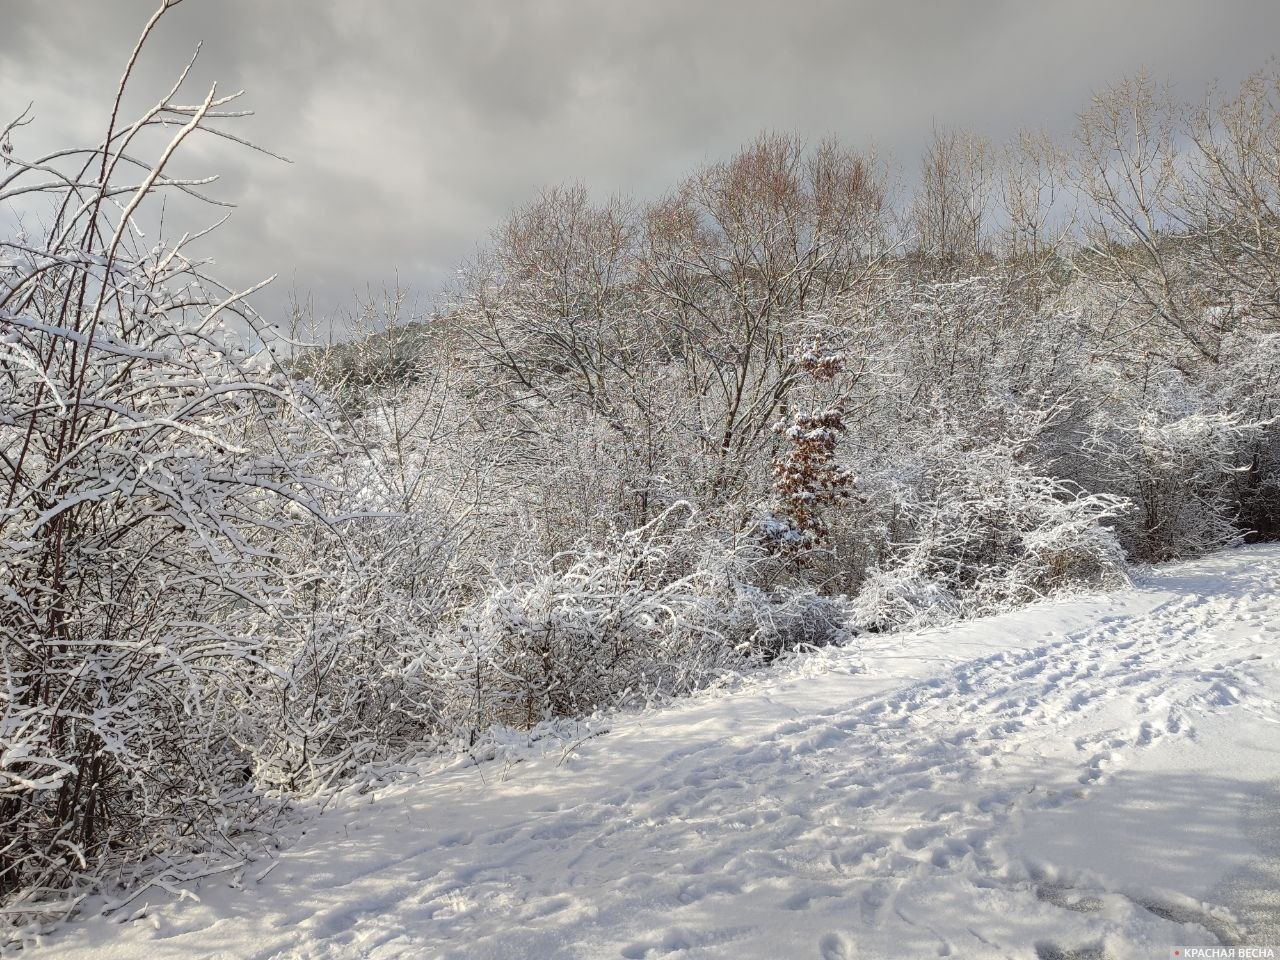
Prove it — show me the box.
[2,7,1279,931]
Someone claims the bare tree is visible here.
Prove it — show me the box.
[1181,66,1280,333]
[639,133,890,499]
[1073,75,1216,360]
[912,127,994,270]
[997,128,1074,306]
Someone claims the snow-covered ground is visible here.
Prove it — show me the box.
[23,546,1280,959]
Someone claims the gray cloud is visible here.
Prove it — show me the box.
[3,0,1278,323]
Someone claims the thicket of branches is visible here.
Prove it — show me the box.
[3,4,1279,934]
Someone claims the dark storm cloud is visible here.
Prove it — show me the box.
[3,0,1279,322]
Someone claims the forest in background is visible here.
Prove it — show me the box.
[2,5,1278,933]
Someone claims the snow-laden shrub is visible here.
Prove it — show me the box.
[1085,370,1267,561]
[242,537,447,793]
[241,390,488,793]
[848,431,1129,631]
[433,506,848,739]
[1210,331,1280,541]
[0,20,343,926]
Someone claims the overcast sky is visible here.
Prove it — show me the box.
[3,0,1279,325]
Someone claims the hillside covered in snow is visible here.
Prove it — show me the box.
[6,5,1280,957]
[24,545,1280,960]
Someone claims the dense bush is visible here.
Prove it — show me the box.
[847,428,1130,631]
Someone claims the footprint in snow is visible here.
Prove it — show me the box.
[818,931,856,959]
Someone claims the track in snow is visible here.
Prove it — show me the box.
[23,546,1280,960]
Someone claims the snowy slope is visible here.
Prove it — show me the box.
[23,546,1280,960]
